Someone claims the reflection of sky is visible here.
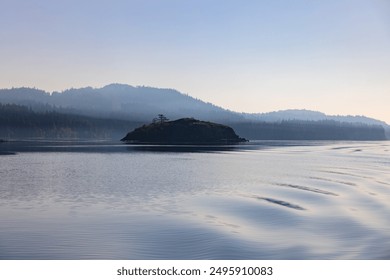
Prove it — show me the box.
[1,141,390,259]
[0,0,389,123]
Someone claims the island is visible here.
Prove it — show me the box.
[121,117,247,144]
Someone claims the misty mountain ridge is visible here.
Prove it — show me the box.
[244,109,389,127]
[0,84,242,123]
[0,84,389,140]
[0,84,387,127]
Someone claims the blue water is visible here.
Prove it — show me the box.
[1,140,390,259]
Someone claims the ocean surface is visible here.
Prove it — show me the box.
[1,140,389,259]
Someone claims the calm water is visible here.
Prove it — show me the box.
[1,140,390,259]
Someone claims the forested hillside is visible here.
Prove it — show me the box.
[1,85,389,140]
[229,120,386,141]
[1,103,386,140]
[0,85,242,123]
[0,104,141,139]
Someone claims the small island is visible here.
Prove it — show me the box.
[121,116,247,144]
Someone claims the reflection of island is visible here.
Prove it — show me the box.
[121,117,247,144]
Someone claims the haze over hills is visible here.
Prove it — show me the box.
[0,84,389,140]
[244,109,389,127]
[0,84,242,123]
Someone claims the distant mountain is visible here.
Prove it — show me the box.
[0,84,243,123]
[244,109,388,127]
[229,119,387,141]
[0,85,389,140]
[1,85,387,125]
[0,103,141,139]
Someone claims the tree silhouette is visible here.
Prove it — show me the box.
[153,114,169,124]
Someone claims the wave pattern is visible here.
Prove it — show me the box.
[0,141,390,259]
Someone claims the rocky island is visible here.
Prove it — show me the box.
[121,117,247,144]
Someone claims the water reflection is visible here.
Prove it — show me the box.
[0,139,326,154]
[124,144,242,153]
[1,140,246,154]
[1,140,390,259]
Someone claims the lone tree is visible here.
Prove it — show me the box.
[152,114,169,124]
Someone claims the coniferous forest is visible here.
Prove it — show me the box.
[0,103,386,141]
[0,104,141,139]
[0,86,388,141]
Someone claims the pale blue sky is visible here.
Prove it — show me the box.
[1,0,389,122]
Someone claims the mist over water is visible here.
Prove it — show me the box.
[1,141,389,259]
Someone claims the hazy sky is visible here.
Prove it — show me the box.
[1,0,389,122]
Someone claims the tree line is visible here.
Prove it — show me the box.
[0,103,141,139]
[0,103,386,140]
[229,120,386,140]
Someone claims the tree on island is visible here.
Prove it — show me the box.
[152,114,169,124]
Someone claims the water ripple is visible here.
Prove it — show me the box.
[1,140,390,259]
[254,196,306,211]
[275,183,338,196]
[309,176,357,187]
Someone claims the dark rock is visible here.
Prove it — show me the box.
[121,118,247,144]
